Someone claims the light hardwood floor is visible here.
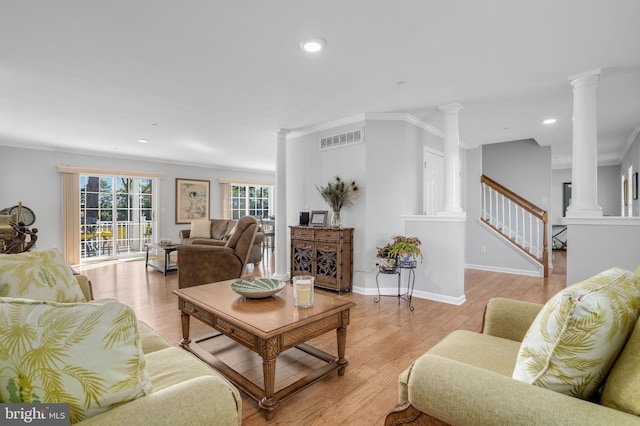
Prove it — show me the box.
[76,250,567,425]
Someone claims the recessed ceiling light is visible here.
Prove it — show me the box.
[542,118,557,125]
[395,81,406,86]
[300,37,326,53]
[138,139,149,144]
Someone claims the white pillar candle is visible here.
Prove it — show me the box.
[293,276,314,308]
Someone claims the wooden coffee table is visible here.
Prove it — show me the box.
[173,279,356,420]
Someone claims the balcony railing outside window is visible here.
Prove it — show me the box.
[80,220,151,259]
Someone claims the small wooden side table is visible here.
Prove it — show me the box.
[145,242,179,275]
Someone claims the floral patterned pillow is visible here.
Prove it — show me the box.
[512,267,640,399]
[0,248,86,302]
[0,297,152,423]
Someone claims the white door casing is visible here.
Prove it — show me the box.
[423,148,445,215]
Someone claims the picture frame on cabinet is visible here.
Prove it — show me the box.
[309,210,328,227]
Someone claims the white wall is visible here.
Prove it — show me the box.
[286,120,368,288]
[599,165,623,216]
[286,116,443,293]
[551,168,572,224]
[567,218,640,284]
[562,131,640,284]
[551,165,622,223]
[0,145,274,253]
[621,131,640,217]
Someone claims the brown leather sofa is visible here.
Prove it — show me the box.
[179,218,265,265]
[177,215,259,289]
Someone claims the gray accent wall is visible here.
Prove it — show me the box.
[465,139,552,275]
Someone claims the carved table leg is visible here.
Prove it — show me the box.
[179,311,191,346]
[258,336,280,420]
[337,324,348,376]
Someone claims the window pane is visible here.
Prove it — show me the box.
[117,209,130,221]
[100,177,112,192]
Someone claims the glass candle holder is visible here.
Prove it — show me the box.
[293,275,314,308]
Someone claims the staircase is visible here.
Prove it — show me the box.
[480,175,549,277]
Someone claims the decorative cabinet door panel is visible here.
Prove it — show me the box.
[292,240,313,274]
[314,242,339,286]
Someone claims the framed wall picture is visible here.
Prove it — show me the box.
[309,210,328,227]
[175,178,210,224]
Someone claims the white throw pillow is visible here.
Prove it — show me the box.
[0,248,86,302]
[0,297,152,423]
[190,219,211,239]
[512,267,640,399]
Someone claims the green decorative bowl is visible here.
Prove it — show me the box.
[231,278,286,299]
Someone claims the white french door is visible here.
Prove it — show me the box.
[80,175,155,260]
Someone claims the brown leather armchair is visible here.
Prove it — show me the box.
[177,215,259,289]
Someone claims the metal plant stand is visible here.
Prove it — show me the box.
[374,264,416,311]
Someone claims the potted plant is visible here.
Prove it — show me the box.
[316,176,360,228]
[376,235,423,271]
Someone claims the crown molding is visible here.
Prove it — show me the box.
[364,112,445,138]
[287,114,367,138]
[1,142,274,174]
[620,125,640,162]
[287,112,448,141]
[57,165,165,178]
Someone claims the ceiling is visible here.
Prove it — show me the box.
[1,1,639,172]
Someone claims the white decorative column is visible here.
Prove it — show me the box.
[272,129,290,281]
[566,69,603,218]
[438,103,465,216]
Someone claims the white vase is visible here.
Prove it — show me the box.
[398,254,417,268]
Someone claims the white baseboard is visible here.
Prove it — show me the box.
[352,286,466,306]
[465,264,543,277]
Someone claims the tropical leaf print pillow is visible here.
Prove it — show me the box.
[0,297,151,423]
[0,248,86,302]
[513,267,640,399]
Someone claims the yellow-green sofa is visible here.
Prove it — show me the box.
[386,297,640,425]
[71,275,242,425]
[0,267,242,425]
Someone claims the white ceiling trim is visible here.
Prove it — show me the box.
[287,112,445,140]
[57,165,165,178]
[621,125,640,163]
[287,113,367,139]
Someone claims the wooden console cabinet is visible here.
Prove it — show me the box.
[290,226,353,293]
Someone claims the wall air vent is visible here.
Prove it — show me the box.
[319,128,364,151]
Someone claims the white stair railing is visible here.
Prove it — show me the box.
[480,175,548,276]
